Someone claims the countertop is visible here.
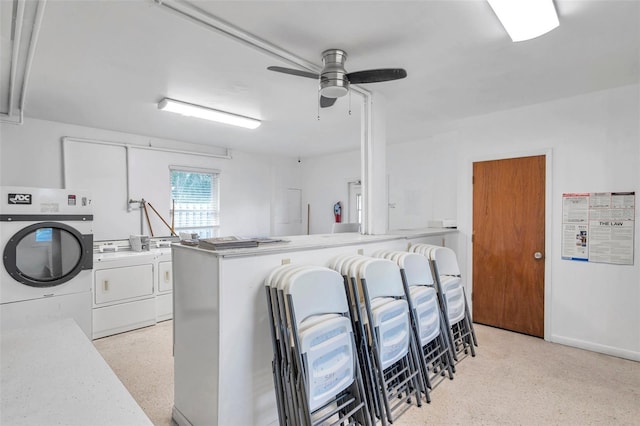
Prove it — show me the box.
[1,319,153,426]
[173,228,457,258]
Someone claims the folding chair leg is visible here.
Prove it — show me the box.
[462,287,479,347]
[438,308,456,372]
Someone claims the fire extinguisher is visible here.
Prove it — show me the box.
[334,202,342,223]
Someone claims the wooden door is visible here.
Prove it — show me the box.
[472,155,545,337]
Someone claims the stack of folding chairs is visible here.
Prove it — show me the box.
[329,255,423,425]
[409,244,478,363]
[372,250,454,400]
[265,265,370,426]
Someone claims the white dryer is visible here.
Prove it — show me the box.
[1,187,93,338]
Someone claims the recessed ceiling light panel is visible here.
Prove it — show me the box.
[488,0,559,42]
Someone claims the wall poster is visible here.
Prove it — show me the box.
[562,192,635,264]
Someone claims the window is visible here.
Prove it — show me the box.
[170,168,220,238]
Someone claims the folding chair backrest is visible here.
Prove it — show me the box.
[329,254,361,274]
[343,255,367,278]
[430,246,461,276]
[265,264,298,290]
[371,249,391,258]
[358,258,405,300]
[409,243,432,257]
[284,268,349,326]
[398,252,434,287]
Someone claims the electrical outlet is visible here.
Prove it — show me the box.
[281,258,291,265]
[357,249,364,255]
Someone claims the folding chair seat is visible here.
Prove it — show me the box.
[410,286,440,346]
[297,315,355,412]
[369,298,410,370]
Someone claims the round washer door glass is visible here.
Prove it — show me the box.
[4,222,87,287]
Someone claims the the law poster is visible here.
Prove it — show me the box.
[562,192,635,264]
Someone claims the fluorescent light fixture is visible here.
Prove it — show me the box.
[158,98,261,129]
[488,0,559,42]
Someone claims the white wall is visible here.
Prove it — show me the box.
[301,84,640,360]
[3,85,638,360]
[449,84,639,361]
[299,150,360,234]
[0,118,302,239]
[387,131,458,230]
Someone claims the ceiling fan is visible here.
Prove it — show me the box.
[267,49,407,108]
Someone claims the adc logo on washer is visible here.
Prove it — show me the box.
[8,193,32,204]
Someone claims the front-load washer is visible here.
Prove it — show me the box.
[1,187,93,338]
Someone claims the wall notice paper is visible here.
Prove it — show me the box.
[562,192,635,265]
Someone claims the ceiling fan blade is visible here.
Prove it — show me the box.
[320,96,337,108]
[267,66,319,79]
[346,68,407,84]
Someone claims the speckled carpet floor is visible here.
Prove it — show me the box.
[94,321,640,425]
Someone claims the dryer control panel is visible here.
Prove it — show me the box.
[1,186,92,216]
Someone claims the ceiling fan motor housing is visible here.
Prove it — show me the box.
[320,49,349,98]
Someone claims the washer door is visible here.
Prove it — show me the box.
[3,222,93,287]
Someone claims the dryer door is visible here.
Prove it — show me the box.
[3,222,93,287]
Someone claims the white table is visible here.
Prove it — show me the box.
[1,319,153,426]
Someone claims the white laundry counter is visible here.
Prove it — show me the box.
[171,229,456,426]
[1,319,152,426]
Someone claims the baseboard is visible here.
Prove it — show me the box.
[172,406,193,426]
[550,334,640,362]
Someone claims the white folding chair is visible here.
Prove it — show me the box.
[337,255,380,425]
[411,244,477,363]
[265,265,308,425]
[265,265,371,426]
[396,252,455,394]
[355,257,424,425]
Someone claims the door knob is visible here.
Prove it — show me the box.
[534,252,543,259]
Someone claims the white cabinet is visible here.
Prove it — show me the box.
[92,252,157,339]
[95,265,154,305]
[156,260,173,321]
[157,261,173,293]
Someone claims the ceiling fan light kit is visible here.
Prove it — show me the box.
[488,0,559,42]
[267,48,407,108]
[320,49,350,98]
[157,98,261,129]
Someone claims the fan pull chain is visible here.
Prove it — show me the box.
[317,90,320,120]
[348,90,352,115]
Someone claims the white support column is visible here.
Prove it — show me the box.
[361,93,387,235]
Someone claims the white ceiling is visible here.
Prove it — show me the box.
[6,0,640,158]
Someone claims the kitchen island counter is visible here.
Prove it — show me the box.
[172,230,457,426]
